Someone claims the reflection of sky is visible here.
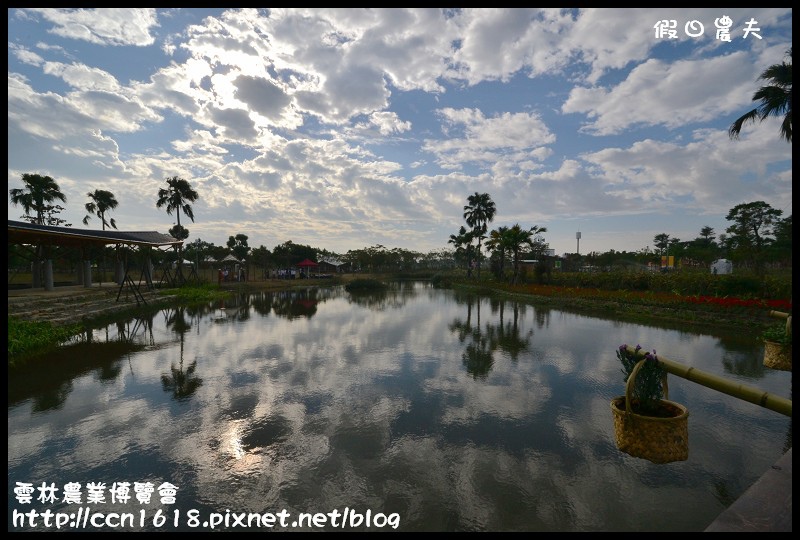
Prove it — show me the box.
[8,284,792,531]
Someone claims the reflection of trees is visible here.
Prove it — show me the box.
[271,289,321,319]
[345,286,410,311]
[250,291,274,317]
[9,341,141,410]
[160,307,203,401]
[346,290,390,310]
[533,305,551,329]
[216,292,251,323]
[485,301,533,362]
[247,288,340,320]
[345,281,417,311]
[161,360,202,401]
[715,332,766,378]
[31,381,73,412]
[720,350,766,378]
[449,294,534,378]
[462,336,494,379]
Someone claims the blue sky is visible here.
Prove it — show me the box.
[7,8,793,257]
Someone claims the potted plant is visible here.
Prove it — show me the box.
[610,344,689,463]
[762,322,792,371]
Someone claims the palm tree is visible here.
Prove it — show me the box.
[9,173,66,225]
[9,173,67,288]
[485,225,510,280]
[729,47,792,143]
[448,225,475,275]
[82,189,119,230]
[463,192,497,278]
[505,223,548,284]
[156,176,199,232]
[82,189,120,284]
[156,176,199,282]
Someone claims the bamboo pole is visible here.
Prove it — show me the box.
[769,310,792,336]
[622,346,792,418]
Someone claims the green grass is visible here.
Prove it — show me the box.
[163,282,229,303]
[8,317,82,369]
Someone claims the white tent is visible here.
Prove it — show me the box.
[220,254,245,281]
[710,259,733,275]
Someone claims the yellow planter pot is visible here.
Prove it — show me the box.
[611,358,689,464]
[611,397,689,464]
[763,341,792,371]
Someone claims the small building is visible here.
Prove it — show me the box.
[710,259,733,275]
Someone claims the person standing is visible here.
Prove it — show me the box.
[218,268,223,286]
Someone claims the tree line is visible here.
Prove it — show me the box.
[9,173,791,285]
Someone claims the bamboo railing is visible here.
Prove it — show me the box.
[621,344,792,418]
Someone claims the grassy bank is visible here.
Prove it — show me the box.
[445,277,790,334]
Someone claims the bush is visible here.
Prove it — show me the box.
[431,273,452,288]
[761,322,792,347]
[344,278,388,292]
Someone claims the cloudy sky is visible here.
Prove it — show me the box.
[7,8,793,257]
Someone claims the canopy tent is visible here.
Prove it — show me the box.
[219,253,245,282]
[221,254,242,265]
[296,258,318,277]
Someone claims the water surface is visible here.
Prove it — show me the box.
[8,282,792,531]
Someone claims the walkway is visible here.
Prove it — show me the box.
[8,284,173,326]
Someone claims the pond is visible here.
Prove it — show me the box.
[7,282,792,531]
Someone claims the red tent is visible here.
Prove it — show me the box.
[296,258,318,277]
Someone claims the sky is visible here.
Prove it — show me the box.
[7,8,793,257]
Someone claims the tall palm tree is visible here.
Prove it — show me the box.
[463,192,497,278]
[82,189,119,230]
[729,47,792,143]
[82,189,120,284]
[9,173,66,225]
[156,176,199,232]
[9,173,67,288]
[156,176,199,282]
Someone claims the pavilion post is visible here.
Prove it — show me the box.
[83,259,93,288]
[44,258,54,291]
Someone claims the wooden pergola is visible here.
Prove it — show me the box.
[8,220,183,303]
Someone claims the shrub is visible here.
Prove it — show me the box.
[344,278,388,292]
